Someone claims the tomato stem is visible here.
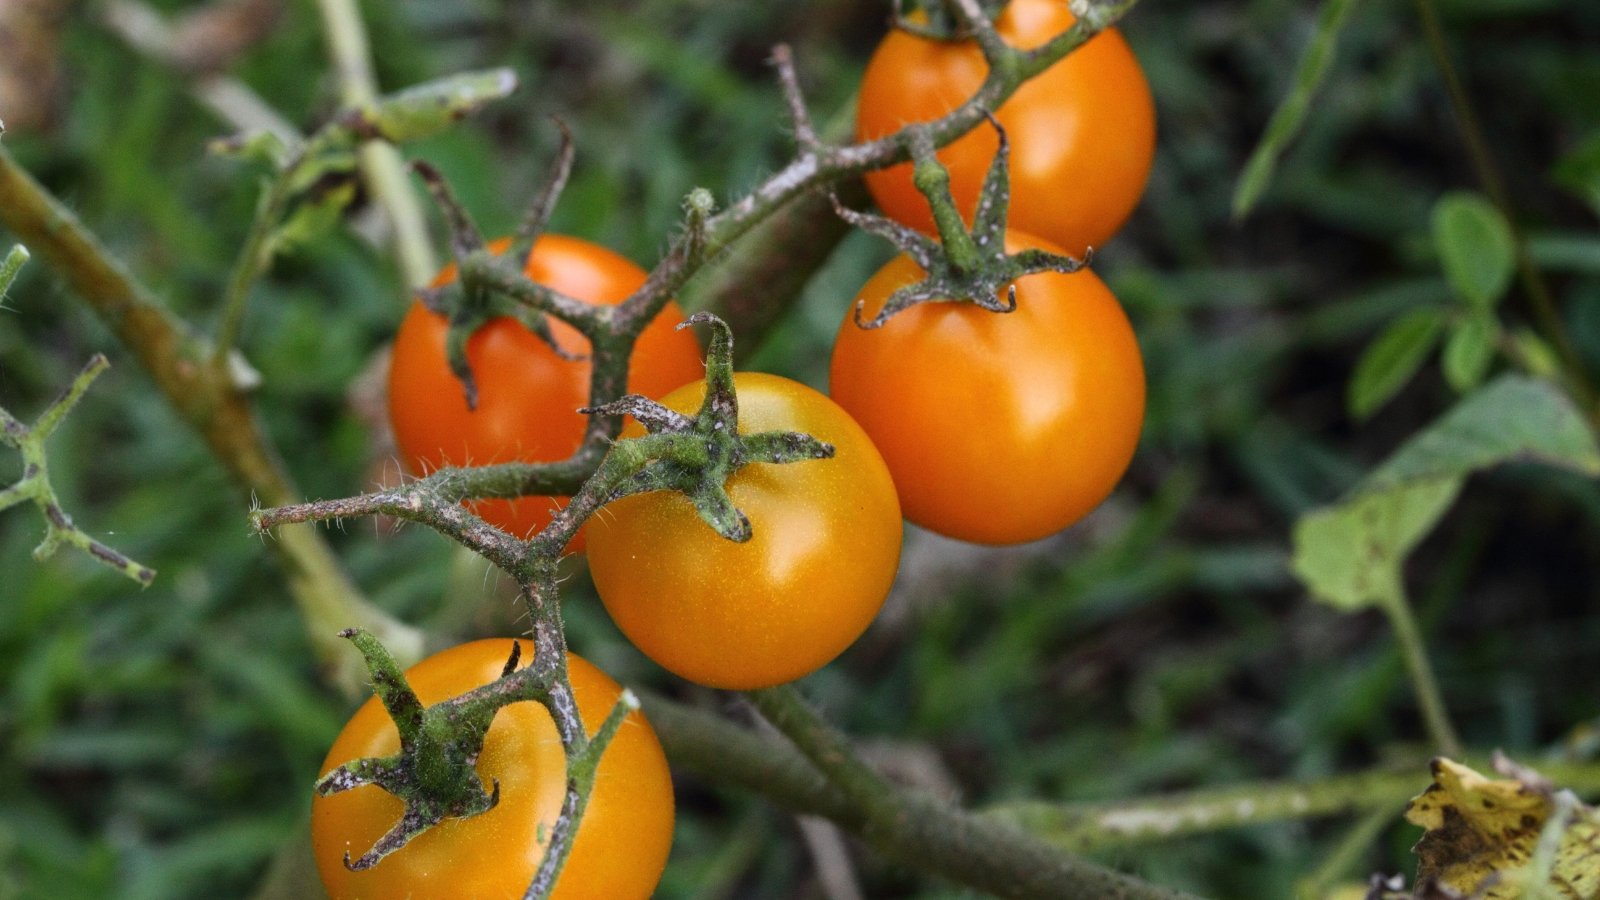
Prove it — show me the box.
[835,118,1091,329]
[747,684,1199,900]
[509,117,576,265]
[0,348,156,585]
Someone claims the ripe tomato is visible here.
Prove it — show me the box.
[387,236,704,546]
[312,639,674,900]
[587,373,903,690]
[828,231,1144,545]
[856,0,1156,255]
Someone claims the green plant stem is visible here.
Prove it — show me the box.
[1,354,156,584]
[652,689,1600,855]
[1411,0,1597,418]
[312,0,436,287]
[213,177,290,366]
[1383,586,1464,758]
[0,144,422,693]
[748,685,1196,900]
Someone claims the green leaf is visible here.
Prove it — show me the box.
[362,69,518,144]
[1363,375,1600,491]
[1441,315,1496,393]
[1232,0,1363,218]
[1348,308,1445,420]
[1294,376,1600,612]
[206,130,289,168]
[1432,192,1515,310]
[271,181,358,255]
[0,244,27,297]
[1292,477,1462,611]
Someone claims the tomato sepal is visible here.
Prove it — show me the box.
[838,117,1091,329]
[579,312,835,544]
[409,162,588,410]
[311,628,507,870]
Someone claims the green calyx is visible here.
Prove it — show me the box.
[313,629,550,871]
[835,115,1091,329]
[581,312,834,543]
[410,128,584,411]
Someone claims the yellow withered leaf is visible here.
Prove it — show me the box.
[1403,757,1600,898]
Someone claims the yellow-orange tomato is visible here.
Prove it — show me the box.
[829,232,1144,545]
[312,639,674,900]
[587,373,903,690]
[387,236,704,547]
[856,0,1156,255]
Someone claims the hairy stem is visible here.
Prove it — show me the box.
[748,686,1195,900]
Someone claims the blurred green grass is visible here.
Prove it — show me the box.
[2,0,1600,897]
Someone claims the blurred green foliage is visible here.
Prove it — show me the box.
[2,0,1599,897]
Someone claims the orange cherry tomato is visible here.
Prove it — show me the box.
[856,0,1156,255]
[829,231,1145,545]
[387,236,704,548]
[312,639,674,900]
[587,373,903,690]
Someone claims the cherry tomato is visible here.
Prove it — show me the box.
[387,236,704,547]
[828,231,1144,545]
[586,373,903,690]
[312,639,674,900]
[856,0,1156,255]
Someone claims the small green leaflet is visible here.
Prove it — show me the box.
[1432,192,1514,311]
[1441,315,1496,393]
[1348,308,1445,420]
[360,69,518,144]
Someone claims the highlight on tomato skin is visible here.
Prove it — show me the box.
[856,0,1157,256]
[385,235,705,549]
[311,639,675,900]
[586,372,905,691]
[828,230,1145,546]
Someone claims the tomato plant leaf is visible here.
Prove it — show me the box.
[1291,476,1461,611]
[361,69,518,144]
[1405,758,1600,899]
[1362,375,1600,491]
[1432,192,1515,311]
[271,181,358,255]
[1347,308,1445,420]
[1440,315,1496,393]
[1295,376,1600,612]
[1231,0,1363,218]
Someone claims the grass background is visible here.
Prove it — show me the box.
[2,0,1599,896]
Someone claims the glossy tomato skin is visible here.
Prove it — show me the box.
[829,231,1144,545]
[587,373,903,690]
[312,639,674,900]
[388,235,704,545]
[857,0,1156,255]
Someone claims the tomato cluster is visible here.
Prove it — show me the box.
[322,4,1153,896]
